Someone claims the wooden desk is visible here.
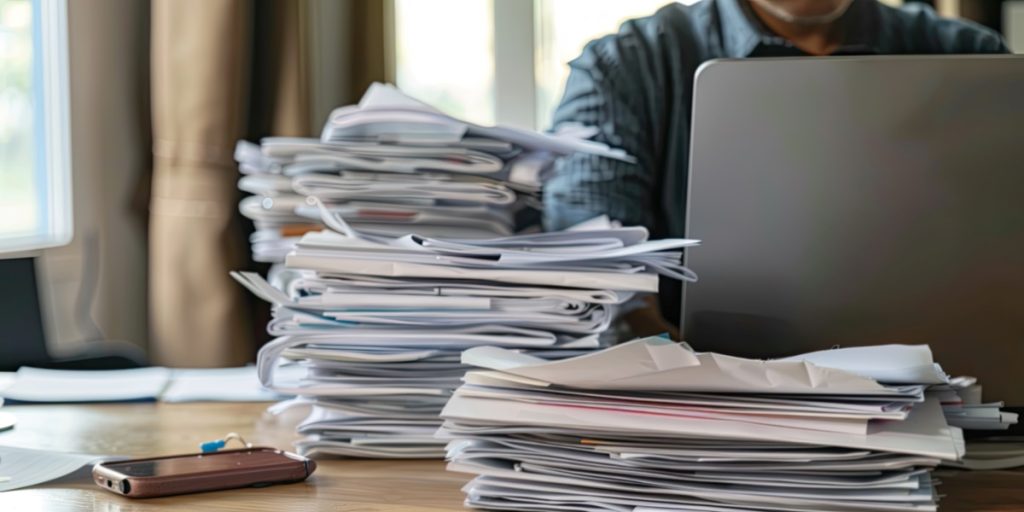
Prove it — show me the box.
[0,402,1021,511]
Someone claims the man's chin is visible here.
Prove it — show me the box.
[748,0,854,25]
[787,11,849,26]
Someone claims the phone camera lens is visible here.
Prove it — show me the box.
[120,480,131,494]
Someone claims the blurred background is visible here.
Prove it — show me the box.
[1,0,1021,368]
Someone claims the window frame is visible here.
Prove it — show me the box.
[493,0,538,130]
[2,0,73,255]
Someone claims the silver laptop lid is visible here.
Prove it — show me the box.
[684,56,1024,404]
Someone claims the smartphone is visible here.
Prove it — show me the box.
[92,447,316,498]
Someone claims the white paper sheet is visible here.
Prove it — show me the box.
[325,82,634,162]
[0,445,110,492]
[462,338,906,395]
[0,366,300,404]
[161,366,302,403]
[285,255,662,292]
[441,394,961,460]
[0,412,14,432]
[0,367,171,403]
[781,345,949,385]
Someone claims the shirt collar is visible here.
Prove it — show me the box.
[717,0,883,58]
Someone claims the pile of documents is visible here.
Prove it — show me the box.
[932,376,1018,431]
[235,82,630,262]
[238,213,698,458]
[232,81,700,458]
[440,337,1016,512]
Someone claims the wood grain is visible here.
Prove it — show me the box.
[0,403,464,511]
[0,402,1020,511]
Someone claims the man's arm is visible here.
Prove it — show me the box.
[543,33,659,232]
[898,3,1010,54]
[543,29,681,338]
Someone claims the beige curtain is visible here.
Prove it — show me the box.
[149,0,385,367]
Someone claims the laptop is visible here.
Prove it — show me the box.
[683,56,1024,405]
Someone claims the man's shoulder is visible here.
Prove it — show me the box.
[610,1,712,43]
[878,2,1007,53]
[572,1,713,69]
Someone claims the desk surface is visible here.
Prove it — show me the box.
[0,402,1022,511]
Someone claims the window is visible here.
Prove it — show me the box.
[0,0,71,253]
[393,0,693,130]
[393,0,496,125]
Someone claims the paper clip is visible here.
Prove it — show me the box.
[200,432,253,453]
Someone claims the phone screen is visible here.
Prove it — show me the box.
[103,449,295,477]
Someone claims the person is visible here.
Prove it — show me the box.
[544,0,1008,339]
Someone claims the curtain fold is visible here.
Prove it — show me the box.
[149,0,386,367]
[150,0,253,367]
[349,0,388,96]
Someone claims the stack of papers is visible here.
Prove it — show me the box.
[931,377,1019,431]
[439,337,988,512]
[240,213,699,459]
[235,83,632,262]
[161,366,304,403]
